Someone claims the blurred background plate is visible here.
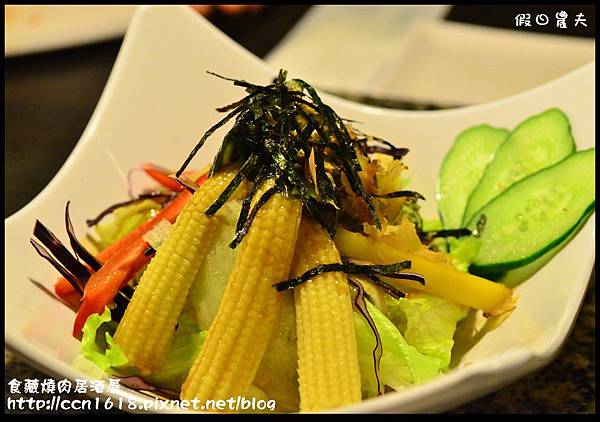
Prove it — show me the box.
[266,5,595,106]
[4,5,137,57]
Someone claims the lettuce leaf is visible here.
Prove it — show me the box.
[354,301,440,397]
[422,217,481,272]
[388,294,468,371]
[447,236,481,273]
[80,307,133,373]
[422,218,443,232]
[80,307,207,390]
[92,199,161,251]
[145,313,207,390]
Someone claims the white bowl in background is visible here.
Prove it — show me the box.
[4,5,137,57]
[267,5,595,106]
[5,6,595,413]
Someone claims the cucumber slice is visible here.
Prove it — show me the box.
[462,108,575,225]
[494,207,595,288]
[438,125,509,229]
[468,149,595,273]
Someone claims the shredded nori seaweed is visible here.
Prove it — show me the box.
[229,178,284,249]
[204,154,258,217]
[370,190,425,200]
[175,69,423,246]
[176,104,247,179]
[272,259,421,292]
[419,227,472,244]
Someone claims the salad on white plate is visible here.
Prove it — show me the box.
[29,69,595,413]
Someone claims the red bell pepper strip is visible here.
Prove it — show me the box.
[141,163,197,192]
[93,170,206,259]
[56,173,208,332]
[54,173,210,305]
[71,193,190,336]
[55,280,82,310]
[54,190,190,304]
[72,235,150,337]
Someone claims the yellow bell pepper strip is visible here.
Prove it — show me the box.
[334,228,513,314]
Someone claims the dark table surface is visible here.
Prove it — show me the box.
[5,5,595,414]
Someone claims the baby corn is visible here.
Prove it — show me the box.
[292,218,362,412]
[114,167,242,375]
[181,182,302,406]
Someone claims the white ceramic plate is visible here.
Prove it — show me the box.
[4,5,136,57]
[5,6,595,414]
